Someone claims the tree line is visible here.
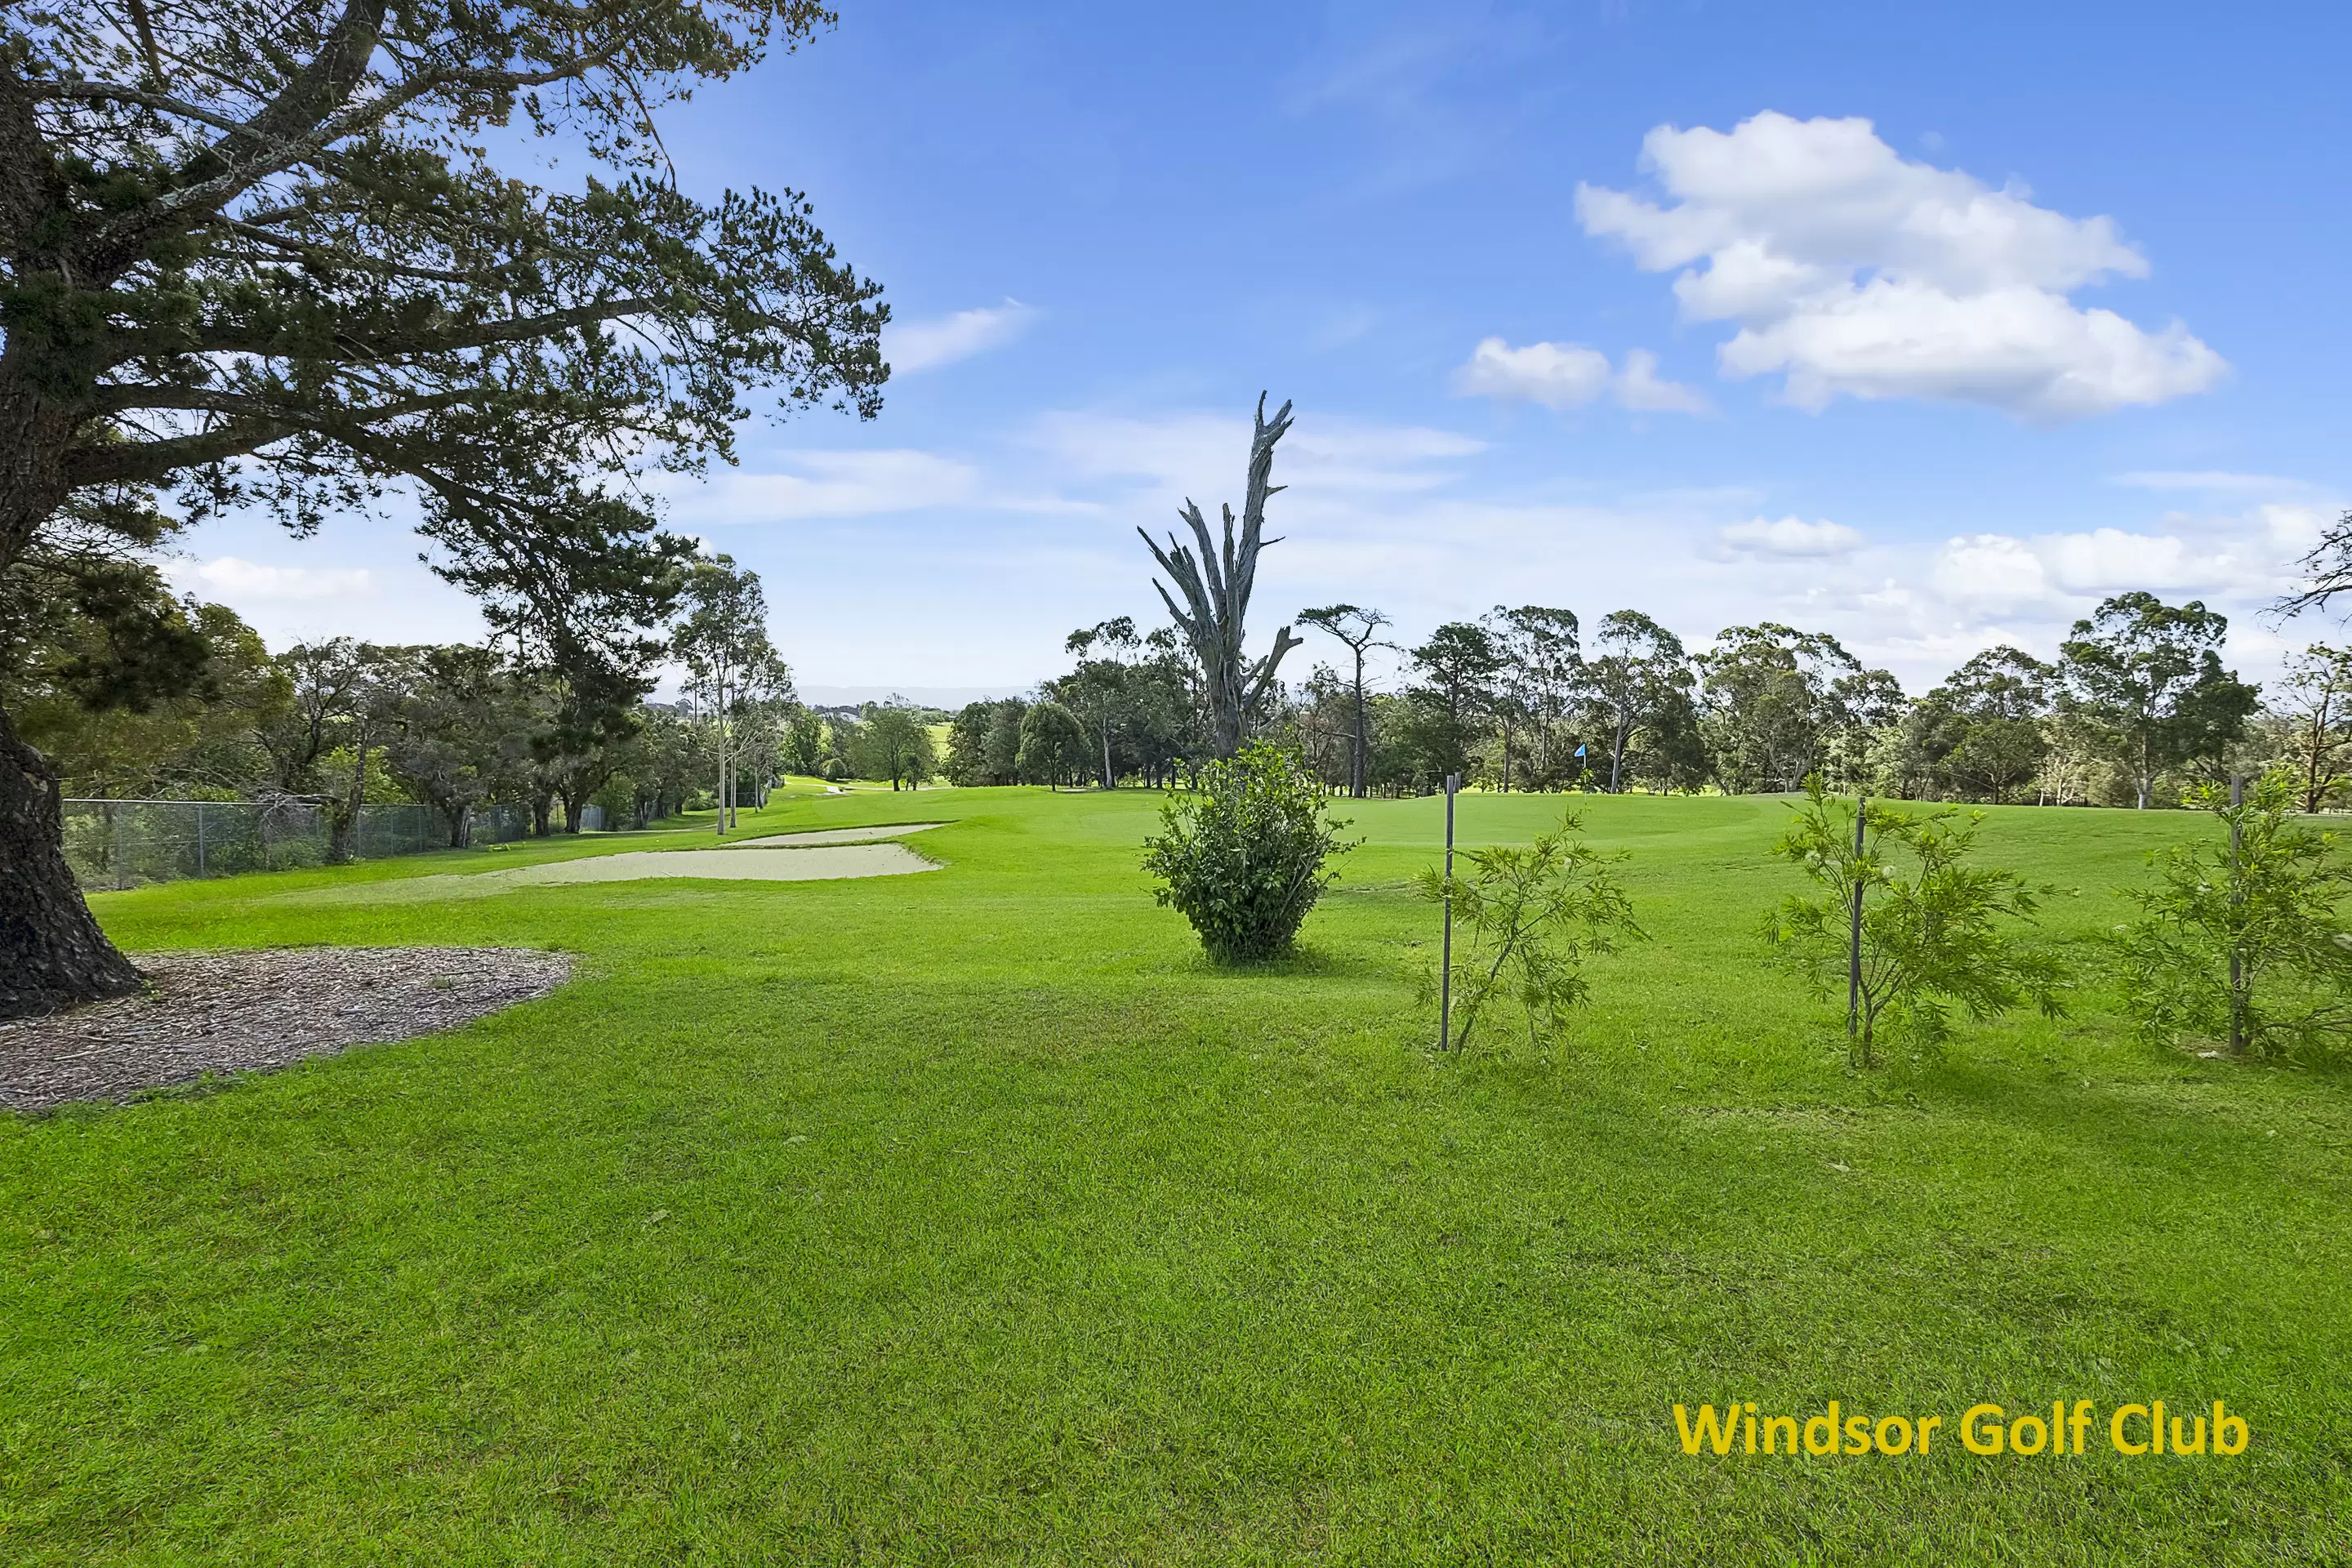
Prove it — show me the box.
[9,553,950,853]
[965,586,2352,814]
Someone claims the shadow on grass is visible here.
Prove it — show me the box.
[1174,941,1407,985]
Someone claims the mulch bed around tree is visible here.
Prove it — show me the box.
[0,947,573,1113]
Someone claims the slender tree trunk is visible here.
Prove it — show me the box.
[2305,702,2328,813]
[1350,653,1368,799]
[336,715,369,861]
[0,706,145,1016]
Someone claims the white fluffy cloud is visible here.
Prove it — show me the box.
[1716,515,1864,558]
[1453,336,1708,413]
[1577,112,2226,419]
[1930,509,2324,615]
[169,556,372,600]
[885,299,1036,373]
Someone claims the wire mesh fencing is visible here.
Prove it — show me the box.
[60,799,532,890]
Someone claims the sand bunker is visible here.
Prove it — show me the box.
[509,843,937,884]
[278,840,941,905]
[731,822,945,847]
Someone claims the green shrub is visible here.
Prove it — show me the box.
[2112,772,2352,1058]
[1762,778,2066,1067]
[1415,809,1643,1052]
[1142,742,1353,963]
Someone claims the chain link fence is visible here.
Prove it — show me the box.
[62,799,532,891]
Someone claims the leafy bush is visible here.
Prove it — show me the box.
[1143,742,1353,963]
[1762,778,2066,1067]
[2112,772,2352,1058]
[1415,810,1643,1052]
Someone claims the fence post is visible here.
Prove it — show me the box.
[110,800,127,891]
[195,801,207,877]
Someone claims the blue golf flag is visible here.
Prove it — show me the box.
[1575,745,1586,758]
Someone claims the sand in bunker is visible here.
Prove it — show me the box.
[513,843,937,884]
[282,840,939,904]
[730,822,945,848]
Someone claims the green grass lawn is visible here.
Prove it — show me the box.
[4,788,2348,1564]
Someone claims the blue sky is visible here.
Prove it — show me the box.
[180,0,2352,702]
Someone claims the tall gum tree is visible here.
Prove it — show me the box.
[0,1,885,1013]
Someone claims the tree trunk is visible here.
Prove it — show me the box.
[0,707,145,1017]
[1351,659,1368,799]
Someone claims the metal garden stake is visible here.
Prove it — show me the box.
[1846,794,1867,1042]
[1441,772,1460,1050]
[2230,773,2247,1054]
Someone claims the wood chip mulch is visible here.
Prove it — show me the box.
[0,947,573,1113]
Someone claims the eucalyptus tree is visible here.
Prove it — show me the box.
[1486,604,1580,790]
[1698,624,1864,795]
[7,598,283,798]
[2058,594,2256,809]
[1297,603,1389,798]
[850,704,934,791]
[1583,611,1691,793]
[0,0,885,1011]
[1058,616,1139,790]
[1139,394,1303,757]
[254,638,363,796]
[2270,644,2352,813]
[1906,647,2056,804]
[329,642,420,858]
[383,644,518,845]
[1017,700,1089,790]
[2280,510,2352,623]
[1404,621,1504,786]
[674,555,787,831]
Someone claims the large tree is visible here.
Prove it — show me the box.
[1139,394,1302,759]
[381,643,519,846]
[1401,620,1503,787]
[1904,646,2056,804]
[1582,609,1689,793]
[1485,604,1579,790]
[0,0,884,1011]
[674,553,785,832]
[1057,616,1138,791]
[2271,644,2352,813]
[1297,602,1388,799]
[1697,623,1864,795]
[2058,593,2256,809]
[853,702,934,791]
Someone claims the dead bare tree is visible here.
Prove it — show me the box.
[1138,394,1305,759]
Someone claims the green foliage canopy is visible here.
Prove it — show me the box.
[2112,772,2352,1058]
[1762,779,2067,1067]
[1142,741,1352,964]
[1416,809,1642,1052]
